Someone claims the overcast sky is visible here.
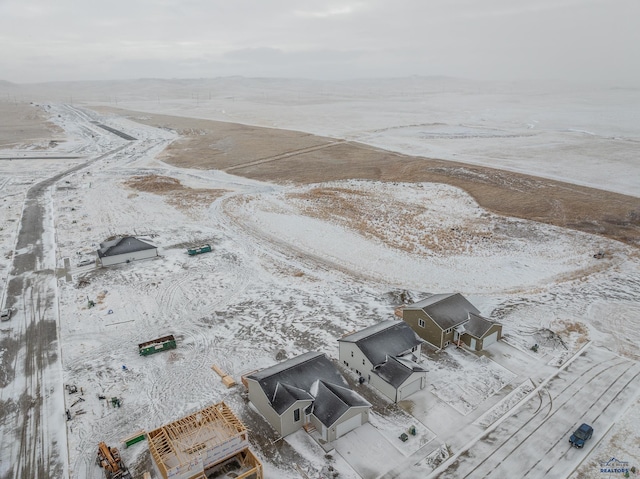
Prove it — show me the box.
[1,0,638,86]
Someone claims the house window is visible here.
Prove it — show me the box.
[362,359,365,365]
[444,341,451,347]
[418,319,425,328]
[294,408,300,422]
[351,351,354,357]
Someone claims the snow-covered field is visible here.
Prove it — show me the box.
[1,78,639,479]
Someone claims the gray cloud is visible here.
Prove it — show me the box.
[1,0,638,85]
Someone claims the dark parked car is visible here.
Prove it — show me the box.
[569,423,593,448]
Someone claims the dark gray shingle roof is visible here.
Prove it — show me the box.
[406,293,480,330]
[247,352,348,414]
[310,380,371,427]
[98,236,156,258]
[339,320,423,366]
[463,313,500,338]
[373,356,427,388]
[271,383,313,414]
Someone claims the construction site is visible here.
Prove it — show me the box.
[147,402,262,479]
[93,402,264,479]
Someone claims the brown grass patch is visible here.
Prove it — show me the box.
[124,174,182,193]
[555,319,590,346]
[286,186,496,255]
[99,107,640,248]
[124,174,226,215]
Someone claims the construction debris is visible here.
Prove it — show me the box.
[122,430,146,448]
[211,364,237,388]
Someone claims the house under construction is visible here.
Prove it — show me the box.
[147,402,263,479]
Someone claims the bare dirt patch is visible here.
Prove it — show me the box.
[0,102,63,148]
[94,107,640,247]
[124,174,227,216]
[94,108,334,170]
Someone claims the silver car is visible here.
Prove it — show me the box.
[1,308,16,321]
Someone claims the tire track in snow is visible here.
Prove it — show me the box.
[463,356,623,479]
[525,360,640,477]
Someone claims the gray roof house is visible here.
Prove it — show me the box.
[244,352,371,443]
[401,293,502,351]
[458,313,503,351]
[338,321,427,403]
[97,236,158,266]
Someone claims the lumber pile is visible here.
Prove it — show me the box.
[211,364,237,388]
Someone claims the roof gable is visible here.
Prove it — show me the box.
[247,352,348,413]
[463,313,500,338]
[311,380,370,427]
[407,293,480,330]
[271,383,313,414]
[98,236,156,257]
[373,355,426,388]
[340,321,423,366]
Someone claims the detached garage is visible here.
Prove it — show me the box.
[459,313,502,351]
[97,236,158,266]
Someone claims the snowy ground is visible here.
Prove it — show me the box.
[1,78,639,479]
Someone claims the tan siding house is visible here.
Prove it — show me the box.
[401,293,502,351]
[459,313,503,351]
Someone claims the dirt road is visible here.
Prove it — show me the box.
[0,104,133,479]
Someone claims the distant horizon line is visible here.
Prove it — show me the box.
[1,75,632,90]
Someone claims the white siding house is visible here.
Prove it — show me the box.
[245,352,370,443]
[97,236,158,266]
[338,320,426,403]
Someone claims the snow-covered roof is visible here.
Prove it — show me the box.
[247,352,348,415]
[97,236,156,258]
[463,313,501,339]
[373,355,426,388]
[339,320,423,366]
[310,380,371,427]
[271,383,313,414]
[405,293,480,330]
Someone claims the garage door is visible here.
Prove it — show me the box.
[398,378,423,401]
[483,331,498,348]
[336,413,363,438]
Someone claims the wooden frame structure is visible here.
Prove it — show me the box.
[148,402,262,479]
